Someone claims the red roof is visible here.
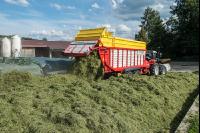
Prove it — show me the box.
[22,40,71,49]
[46,41,70,49]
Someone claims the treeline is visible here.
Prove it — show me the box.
[0,35,13,39]
[135,0,199,60]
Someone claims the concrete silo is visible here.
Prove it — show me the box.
[11,35,22,57]
[1,37,11,57]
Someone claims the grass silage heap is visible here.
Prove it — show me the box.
[71,51,104,80]
[0,70,199,133]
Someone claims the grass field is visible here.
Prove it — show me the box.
[0,71,199,133]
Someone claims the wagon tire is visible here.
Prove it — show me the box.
[150,64,159,76]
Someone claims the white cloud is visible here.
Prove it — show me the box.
[31,30,65,36]
[102,24,111,29]
[92,3,100,9]
[112,0,175,20]
[0,11,137,40]
[50,3,76,10]
[172,2,177,6]
[66,6,76,10]
[111,0,124,9]
[4,0,29,6]
[0,13,9,18]
[101,24,116,33]
[151,3,164,11]
[11,10,43,18]
[117,24,131,33]
[50,3,62,10]
[0,12,99,41]
[30,29,76,41]
[78,26,82,30]
[111,0,117,9]
[58,19,97,27]
[96,23,133,39]
[80,15,86,19]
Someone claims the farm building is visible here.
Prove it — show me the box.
[21,40,70,58]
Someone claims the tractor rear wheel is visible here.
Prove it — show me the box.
[159,65,167,75]
[150,64,159,76]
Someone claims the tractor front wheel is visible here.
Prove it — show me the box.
[159,65,167,75]
[150,64,159,76]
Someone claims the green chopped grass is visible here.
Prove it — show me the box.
[188,115,199,133]
[0,71,199,133]
[71,51,104,80]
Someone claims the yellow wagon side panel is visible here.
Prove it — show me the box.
[75,27,109,41]
[75,27,146,50]
[100,37,146,50]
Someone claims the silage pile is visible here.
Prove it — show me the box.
[0,71,199,133]
[71,51,104,80]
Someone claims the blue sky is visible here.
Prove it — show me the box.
[0,0,176,41]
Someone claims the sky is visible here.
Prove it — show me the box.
[0,0,176,41]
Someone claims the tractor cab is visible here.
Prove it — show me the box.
[146,50,162,62]
[146,50,171,75]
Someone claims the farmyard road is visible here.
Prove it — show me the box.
[171,62,199,72]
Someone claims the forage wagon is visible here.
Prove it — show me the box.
[64,27,171,76]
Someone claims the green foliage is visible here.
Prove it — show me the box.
[136,7,166,52]
[42,37,47,41]
[135,27,148,43]
[0,35,13,39]
[188,115,199,133]
[164,0,199,58]
[0,71,199,133]
[136,0,199,59]
[170,0,199,57]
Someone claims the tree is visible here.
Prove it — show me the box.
[42,37,47,41]
[135,7,166,52]
[170,0,199,57]
[135,26,148,42]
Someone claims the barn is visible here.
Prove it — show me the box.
[21,40,70,58]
